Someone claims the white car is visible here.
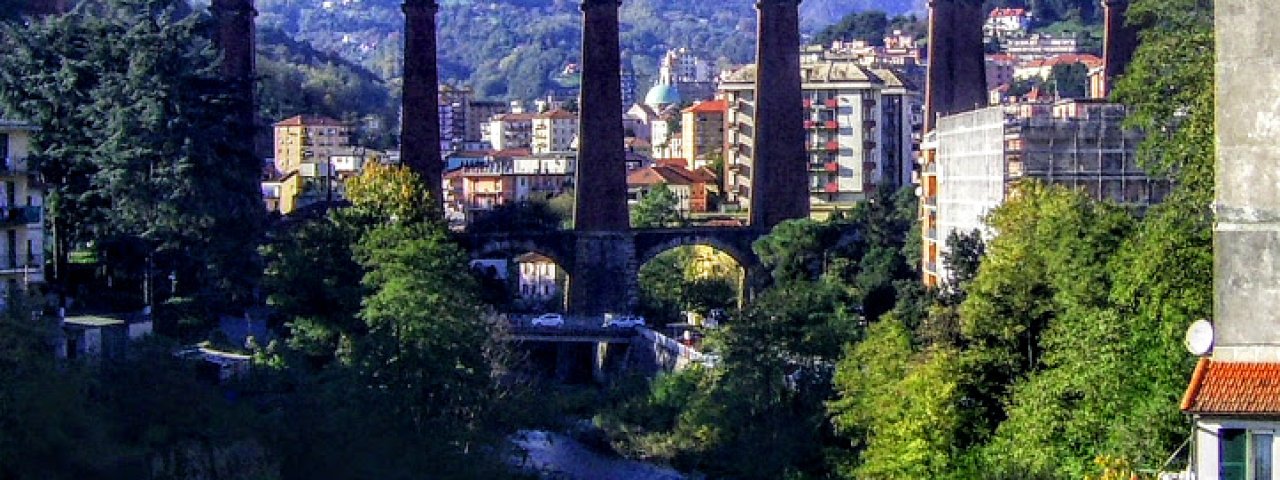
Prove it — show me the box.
[603,314,645,328]
[531,313,565,327]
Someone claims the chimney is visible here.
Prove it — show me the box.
[1213,0,1280,361]
[1100,0,1138,98]
[749,0,808,229]
[401,0,444,210]
[923,0,988,133]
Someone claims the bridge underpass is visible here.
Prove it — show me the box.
[459,227,769,316]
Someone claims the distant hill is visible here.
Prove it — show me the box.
[251,0,932,103]
[802,0,926,27]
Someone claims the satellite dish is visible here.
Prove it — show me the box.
[1185,319,1215,356]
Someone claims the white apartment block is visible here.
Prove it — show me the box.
[719,61,917,216]
[531,109,577,154]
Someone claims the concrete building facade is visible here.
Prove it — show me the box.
[680,100,727,170]
[531,109,578,154]
[720,63,917,216]
[1180,3,1280,478]
[0,122,46,291]
[271,115,354,213]
[922,101,1165,283]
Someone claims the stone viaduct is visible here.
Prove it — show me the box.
[401,0,809,315]
[204,0,1138,316]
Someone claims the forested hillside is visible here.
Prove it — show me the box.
[253,0,926,102]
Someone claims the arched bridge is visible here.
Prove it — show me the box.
[457,227,769,315]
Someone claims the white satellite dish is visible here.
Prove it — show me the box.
[1185,319,1215,356]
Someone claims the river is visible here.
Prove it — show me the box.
[510,430,688,480]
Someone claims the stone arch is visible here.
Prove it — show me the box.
[633,230,762,274]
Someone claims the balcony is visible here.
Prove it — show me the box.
[825,98,839,108]
[826,141,839,152]
[825,161,839,173]
[863,98,876,108]
[803,120,816,129]
[824,182,839,194]
[864,119,877,128]
[0,255,41,273]
[0,206,41,226]
[802,99,812,108]
[863,161,877,171]
[863,140,877,150]
[824,120,839,130]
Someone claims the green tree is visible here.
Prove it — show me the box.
[630,182,684,228]
[813,10,890,46]
[1045,62,1090,99]
[0,0,265,326]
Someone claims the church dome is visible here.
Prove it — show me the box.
[644,84,681,108]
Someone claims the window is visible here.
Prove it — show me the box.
[1222,429,1274,480]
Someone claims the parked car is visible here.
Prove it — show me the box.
[531,313,565,327]
[603,314,645,328]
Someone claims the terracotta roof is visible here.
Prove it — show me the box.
[1023,54,1103,69]
[627,164,711,187]
[684,99,728,114]
[495,112,538,122]
[1181,358,1280,415]
[989,7,1027,17]
[274,114,346,127]
[491,148,531,158]
[536,109,576,120]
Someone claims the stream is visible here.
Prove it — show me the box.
[510,430,688,480]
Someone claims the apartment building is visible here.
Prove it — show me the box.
[270,115,356,214]
[719,61,917,216]
[531,109,577,154]
[0,121,45,291]
[488,112,537,151]
[681,100,727,169]
[443,152,576,220]
[919,100,1168,286]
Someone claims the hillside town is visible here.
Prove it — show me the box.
[0,0,1273,479]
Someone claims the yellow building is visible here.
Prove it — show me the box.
[271,115,352,214]
[681,99,727,169]
[0,121,46,292]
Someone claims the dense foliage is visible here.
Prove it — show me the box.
[0,0,264,332]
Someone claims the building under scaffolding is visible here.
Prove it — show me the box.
[921,99,1169,283]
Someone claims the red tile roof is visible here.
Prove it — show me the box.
[536,109,576,120]
[989,7,1027,17]
[627,165,711,187]
[1181,358,1280,415]
[274,114,346,127]
[684,99,728,114]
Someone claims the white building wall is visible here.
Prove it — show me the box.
[1193,418,1280,480]
[935,107,1007,282]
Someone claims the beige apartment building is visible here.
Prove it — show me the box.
[0,121,45,292]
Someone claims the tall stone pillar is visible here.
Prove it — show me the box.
[402,0,444,210]
[1213,0,1280,362]
[923,0,987,133]
[573,0,629,232]
[1100,0,1138,97]
[750,0,808,230]
[211,0,256,131]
